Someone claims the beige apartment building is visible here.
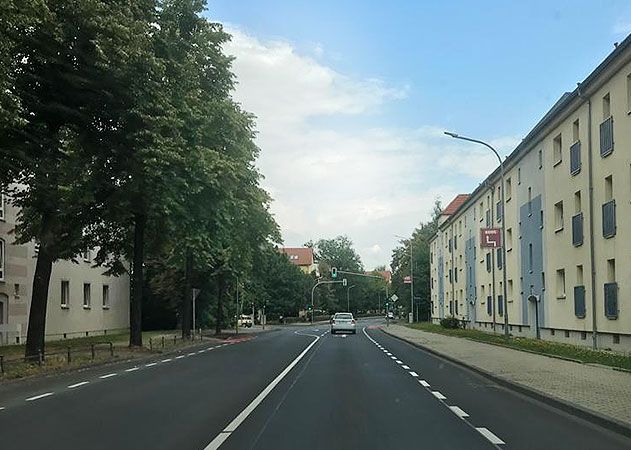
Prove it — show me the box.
[0,198,129,345]
[430,35,631,351]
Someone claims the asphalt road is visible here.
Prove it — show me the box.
[0,318,629,450]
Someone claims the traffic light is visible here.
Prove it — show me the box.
[331,267,337,278]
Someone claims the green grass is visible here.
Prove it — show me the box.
[0,329,209,380]
[405,322,631,371]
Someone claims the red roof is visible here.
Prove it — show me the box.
[442,194,470,216]
[279,247,314,266]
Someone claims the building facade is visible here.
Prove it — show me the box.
[0,198,129,345]
[278,247,318,275]
[430,36,631,351]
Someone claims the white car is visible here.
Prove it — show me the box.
[237,314,253,328]
[330,312,356,334]
[386,311,394,320]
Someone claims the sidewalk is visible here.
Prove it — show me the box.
[383,324,631,431]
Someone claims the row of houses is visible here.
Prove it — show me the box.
[0,198,129,345]
[430,35,631,351]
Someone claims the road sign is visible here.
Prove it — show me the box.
[403,276,412,284]
[480,228,502,248]
[390,294,398,302]
[342,278,347,286]
[331,267,338,278]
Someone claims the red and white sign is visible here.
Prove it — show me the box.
[480,228,502,248]
[403,276,412,284]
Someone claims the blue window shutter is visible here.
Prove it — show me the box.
[570,141,581,175]
[602,200,616,238]
[572,213,584,246]
[574,285,586,318]
[599,117,614,157]
[604,283,618,319]
[498,295,503,316]
[487,296,492,315]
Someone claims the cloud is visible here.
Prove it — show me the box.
[222,27,518,269]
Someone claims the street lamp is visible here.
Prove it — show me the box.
[347,285,356,312]
[444,131,509,337]
[395,234,414,323]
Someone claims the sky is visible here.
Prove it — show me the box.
[205,0,631,270]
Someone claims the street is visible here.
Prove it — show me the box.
[0,318,629,450]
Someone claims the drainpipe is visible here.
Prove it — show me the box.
[451,223,455,318]
[578,84,598,349]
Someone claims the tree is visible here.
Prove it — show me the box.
[390,200,442,320]
[0,0,160,357]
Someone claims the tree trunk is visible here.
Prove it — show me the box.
[129,213,145,347]
[24,244,54,359]
[181,248,193,339]
[215,274,225,335]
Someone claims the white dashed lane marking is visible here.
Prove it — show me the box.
[449,406,469,418]
[432,391,446,399]
[145,362,158,367]
[67,381,89,389]
[176,355,186,359]
[408,371,419,377]
[188,352,196,356]
[161,358,172,363]
[476,427,505,445]
[125,367,139,372]
[402,365,410,369]
[99,373,117,379]
[419,380,430,387]
[25,392,53,402]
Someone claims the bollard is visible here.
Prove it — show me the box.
[173,335,177,346]
[149,337,153,351]
[161,336,165,349]
[38,349,43,366]
[67,347,71,364]
[0,355,4,374]
[91,344,95,360]
[109,342,113,357]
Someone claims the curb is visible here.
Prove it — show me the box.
[380,327,631,439]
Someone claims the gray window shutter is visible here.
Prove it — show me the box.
[604,282,618,319]
[574,285,586,318]
[572,213,584,246]
[599,117,614,157]
[487,295,492,315]
[570,141,581,175]
[602,200,616,238]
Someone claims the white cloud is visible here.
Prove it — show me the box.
[223,27,517,269]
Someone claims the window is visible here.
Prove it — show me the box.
[554,201,564,231]
[573,118,580,142]
[485,252,491,273]
[604,282,618,319]
[83,283,91,309]
[574,285,586,318]
[506,228,513,251]
[497,248,502,269]
[538,149,543,169]
[102,285,110,309]
[496,201,502,223]
[603,92,611,119]
[627,73,631,113]
[553,133,562,166]
[0,193,5,221]
[0,239,4,280]
[508,279,514,301]
[576,265,584,285]
[14,283,19,297]
[479,202,484,222]
[485,209,490,227]
[556,269,566,299]
[505,177,512,201]
[540,209,544,228]
[61,280,70,308]
[613,334,620,344]
[572,212,584,246]
[527,187,532,215]
[574,191,582,213]
[82,249,91,262]
[498,294,504,316]
[542,271,546,291]
[487,295,492,315]
[528,243,533,273]
[517,167,521,184]
[605,175,613,201]
[600,95,613,157]
[607,258,616,283]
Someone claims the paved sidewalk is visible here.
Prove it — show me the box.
[384,324,631,429]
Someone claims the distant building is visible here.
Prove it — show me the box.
[430,35,631,351]
[278,247,318,275]
[0,197,129,345]
[366,270,392,284]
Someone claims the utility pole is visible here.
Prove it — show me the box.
[235,276,239,335]
[347,285,356,312]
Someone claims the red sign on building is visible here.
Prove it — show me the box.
[480,228,502,248]
[403,276,412,284]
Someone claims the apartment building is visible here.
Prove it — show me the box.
[430,35,631,351]
[0,198,129,345]
[278,247,318,275]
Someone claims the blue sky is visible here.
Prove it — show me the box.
[206,0,631,269]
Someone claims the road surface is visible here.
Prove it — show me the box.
[0,318,629,449]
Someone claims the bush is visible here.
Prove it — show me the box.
[440,316,461,329]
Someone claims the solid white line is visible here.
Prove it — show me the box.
[125,367,139,372]
[409,371,419,377]
[419,380,430,387]
[99,373,117,379]
[176,355,186,359]
[203,334,320,450]
[188,352,196,356]
[432,391,446,400]
[161,358,172,363]
[145,362,158,367]
[476,427,505,445]
[26,392,54,401]
[402,365,410,369]
[449,406,469,418]
[67,381,89,389]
